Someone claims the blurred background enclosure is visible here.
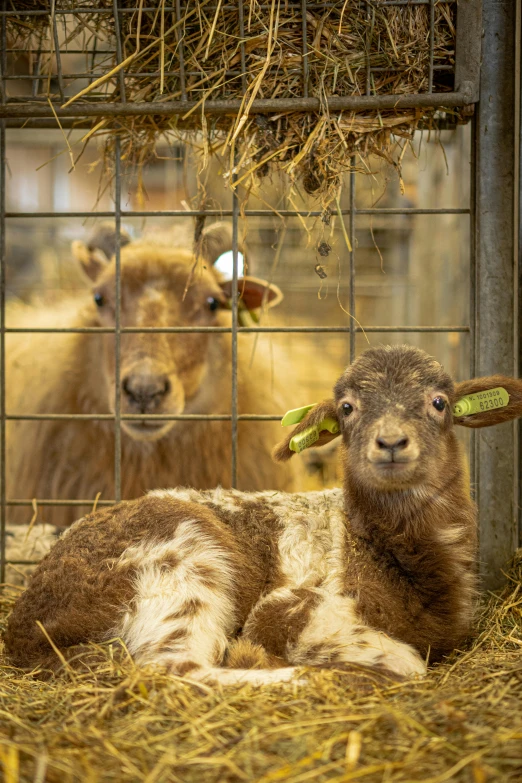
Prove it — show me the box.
[5,125,472,405]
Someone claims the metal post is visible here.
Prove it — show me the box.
[114,138,122,502]
[0,6,6,582]
[231,187,239,488]
[0,122,5,582]
[474,0,517,589]
[349,165,356,364]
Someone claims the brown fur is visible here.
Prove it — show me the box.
[6,225,295,527]
[243,588,322,658]
[4,495,269,669]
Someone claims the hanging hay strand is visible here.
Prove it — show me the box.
[0,550,521,780]
[5,1,461,204]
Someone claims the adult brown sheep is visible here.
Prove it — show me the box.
[6,223,296,528]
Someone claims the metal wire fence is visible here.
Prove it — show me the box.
[1,0,517,592]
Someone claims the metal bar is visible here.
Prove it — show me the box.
[349,165,356,363]
[4,208,471,217]
[7,500,115,507]
[50,7,65,103]
[0,6,6,583]
[301,0,309,98]
[5,414,284,422]
[474,0,517,590]
[231,183,239,488]
[0,91,476,119]
[428,0,435,93]
[365,2,371,96]
[4,326,471,335]
[175,0,187,101]
[114,138,122,503]
[0,120,5,583]
[0,66,456,79]
[31,32,44,99]
[237,0,247,93]
[469,116,477,528]
[113,0,127,102]
[454,0,482,103]
[0,2,458,12]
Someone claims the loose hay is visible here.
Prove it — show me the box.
[0,552,521,783]
[6,1,464,205]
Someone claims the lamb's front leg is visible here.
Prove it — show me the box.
[114,520,297,686]
[243,588,426,679]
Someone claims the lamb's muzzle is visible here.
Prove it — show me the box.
[6,345,522,686]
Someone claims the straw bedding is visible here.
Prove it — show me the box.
[7,1,462,204]
[0,551,521,783]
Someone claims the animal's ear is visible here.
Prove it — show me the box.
[199,222,234,265]
[220,276,283,311]
[72,241,110,282]
[272,399,339,462]
[72,223,131,282]
[453,375,522,428]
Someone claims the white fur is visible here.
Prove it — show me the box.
[290,593,426,678]
[115,520,236,669]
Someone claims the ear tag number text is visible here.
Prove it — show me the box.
[453,387,510,417]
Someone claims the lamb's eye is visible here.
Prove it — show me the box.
[342,402,353,416]
[432,397,446,412]
[94,292,104,307]
[206,296,220,312]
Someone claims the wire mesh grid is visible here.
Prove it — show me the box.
[0,2,479,580]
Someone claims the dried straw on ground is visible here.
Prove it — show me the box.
[7,1,461,204]
[0,551,521,783]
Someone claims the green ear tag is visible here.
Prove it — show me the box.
[281,404,315,427]
[289,417,340,453]
[453,387,510,417]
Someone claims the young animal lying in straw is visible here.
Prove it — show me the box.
[6,223,295,528]
[5,346,522,684]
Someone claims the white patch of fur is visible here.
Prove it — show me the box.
[289,593,426,678]
[196,666,299,687]
[114,520,236,669]
[277,515,331,588]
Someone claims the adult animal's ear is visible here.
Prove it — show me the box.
[220,276,283,311]
[198,222,235,265]
[453,375,522,428]
[272,399,339,462]
[72,223,131,281]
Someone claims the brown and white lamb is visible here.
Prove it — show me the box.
[6,223,295,528]
[6,345,522,685]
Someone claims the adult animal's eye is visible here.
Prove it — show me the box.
[206,296,221,312]
[432,397,446,412]
[342,402,353,416]
[94,292,104,307]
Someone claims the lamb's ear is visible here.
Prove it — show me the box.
[220,276,283,311]
[453,375,522,428]
[73,224,131,282]
[272,399,339,462]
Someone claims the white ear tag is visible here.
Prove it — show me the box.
[214,251,245,280]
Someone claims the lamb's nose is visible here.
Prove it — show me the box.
[376,434,409,453]
[122,375,171,409]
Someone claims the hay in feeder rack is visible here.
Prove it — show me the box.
[2,1,480,206]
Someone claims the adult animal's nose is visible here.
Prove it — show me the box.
[122,374,171,410]
[376,434,409,453]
